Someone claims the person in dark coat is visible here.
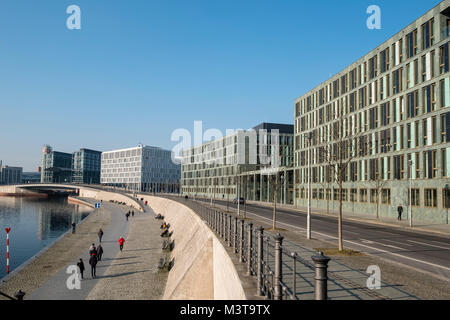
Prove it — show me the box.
[71,222,76,234]
[89,254,98,279]
[77,258,85,279]
[125,212,129,221]
[97,244,104,261]
[98,228,104,243]
[397,204,403,221]
[131,210,134,217]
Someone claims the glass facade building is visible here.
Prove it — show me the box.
[41,145,73,183]
[72,149,102,184]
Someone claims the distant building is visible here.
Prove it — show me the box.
[72,149,102,184]
[101,145,181,192]
[0,161,23,185]
[41,145,72,183]
[22,172,41,184]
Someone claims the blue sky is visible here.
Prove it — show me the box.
[0,0,442,171]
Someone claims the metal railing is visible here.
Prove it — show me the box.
[161,195,332,300]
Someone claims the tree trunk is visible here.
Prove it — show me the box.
[338,182,344,252]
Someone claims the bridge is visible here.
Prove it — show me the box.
[0,183,144,211]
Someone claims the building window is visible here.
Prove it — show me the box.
[350,189,357,202]
[442,148,447,178]
[441,78,450,108]
[408,188,420,207]
[439,42,449,74]
[422,83,436,113]
[421,18,435,50]
[421,50,435,82]
[424,188,437,208]
[406,29,417,58]
[319,188,324,200]
[370,189,378,203]
[360,189,368,202]
[381,189,391,205]
[444,188,450,209]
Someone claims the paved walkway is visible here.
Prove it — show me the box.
[86,205,167,300]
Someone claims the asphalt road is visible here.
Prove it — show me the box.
[198,198,450,282]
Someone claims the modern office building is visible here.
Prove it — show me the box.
[72,148,102,184]
[41,145,73,183]
[0,161,23,185]
[294,0,450,223]
[100,144,181,192]
[181,123,295,204]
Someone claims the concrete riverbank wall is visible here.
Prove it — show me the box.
[78,188,144,212]
[140,195,246,300]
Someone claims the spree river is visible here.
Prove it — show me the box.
[0,197,93,278]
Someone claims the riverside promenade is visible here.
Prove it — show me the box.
[0,198,167,300]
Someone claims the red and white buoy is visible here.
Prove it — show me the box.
[5,227,11,274]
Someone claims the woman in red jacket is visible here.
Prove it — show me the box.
[118,237,125,252]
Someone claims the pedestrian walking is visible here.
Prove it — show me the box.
[131,210,134,217]
[89,253,98,279]
[97,244,104,261]
[125,212,129,221]
[98,228,104,243]
[118,237,125,252]
[397,204,403,221]
[77,258,85,279]
[71,222,76,234]
[89,243,97,256]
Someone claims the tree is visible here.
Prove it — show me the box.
[316,112,363,252]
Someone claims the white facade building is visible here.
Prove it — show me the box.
[101,145,180,193]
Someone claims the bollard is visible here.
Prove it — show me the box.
[247,223,253,276]
[14,290,26,301]
[311,251,331,300]
[239,220,245,263]
[274,233,284,300]
[256,227,264,296]
[228,215,232,247]
[233,217,238,253]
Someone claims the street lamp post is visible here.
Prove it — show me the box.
[306,132,314,240]
[409,159,413,228]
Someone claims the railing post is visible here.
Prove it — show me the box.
[233,217,238,253]
[220,212,224,238]
[256,226,264,296]
[222,212,226,239]
[239,220,245,262]
[224,214,228,241]
[214,211,219,232]
[247,222,253,275]
[228,215,232,247]
[311,252,331,301]
[274,233,284,300]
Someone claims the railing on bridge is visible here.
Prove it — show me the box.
[159,195,331,301]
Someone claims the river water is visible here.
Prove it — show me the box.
[0,197,93,278]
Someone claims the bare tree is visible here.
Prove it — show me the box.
[315,113,363,252]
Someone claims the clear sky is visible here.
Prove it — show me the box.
[0,0,443,171]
